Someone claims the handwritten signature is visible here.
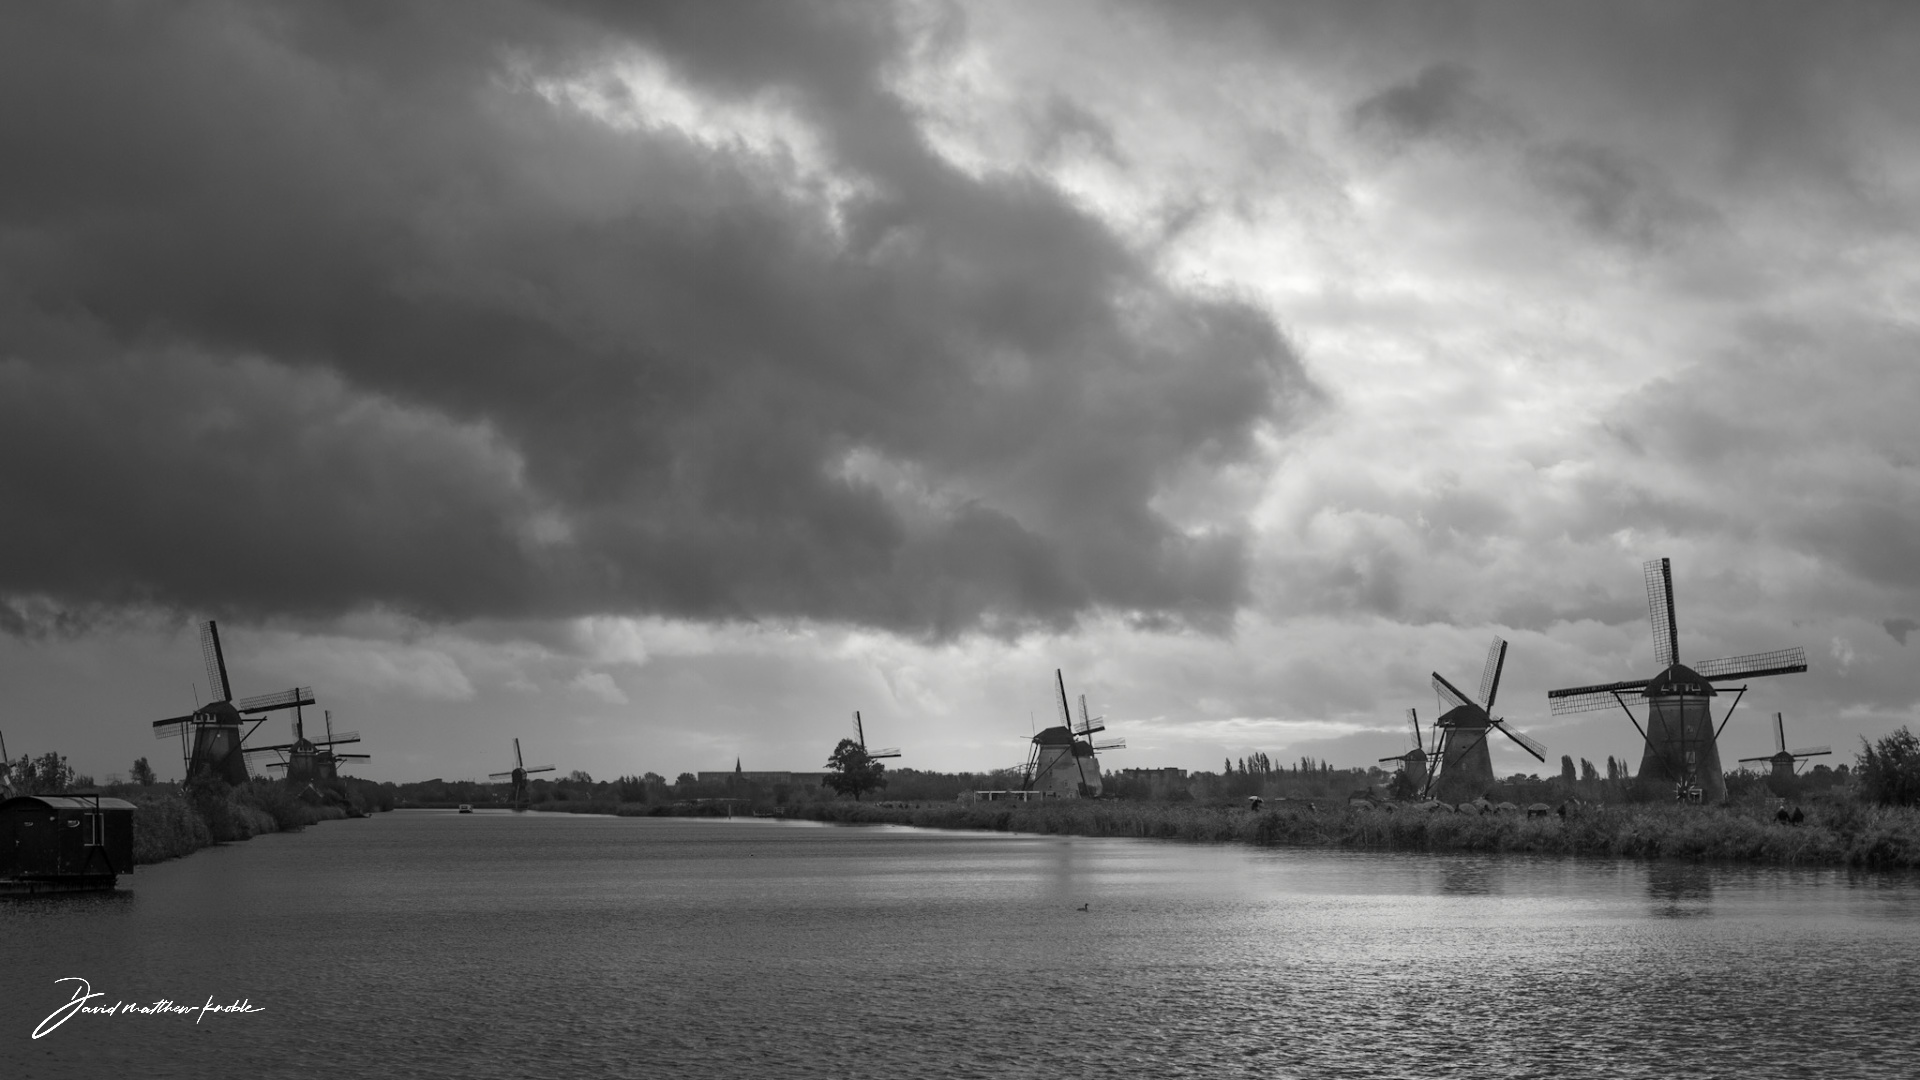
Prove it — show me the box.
[34,978,265,1039]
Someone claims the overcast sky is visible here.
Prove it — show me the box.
[4,1,1917,785]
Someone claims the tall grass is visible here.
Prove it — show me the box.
[789,799,1920,869]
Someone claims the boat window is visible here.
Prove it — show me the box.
[83,812,102,846]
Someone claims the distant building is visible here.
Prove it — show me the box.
[1116,767,1189,781]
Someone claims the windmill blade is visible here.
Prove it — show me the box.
[515,738,526,770]
[868,748,902,759]
[1054,669,1073,730]
[1431,672,1474,713]
[853,711,867,750]
[1736,754,1774,764]
[1490,719,1548,763]
[1546,679,1650,715]
[1407,708,1422,755]
[488,771,515,780]
[330,753,371,761]
[1774,712,1787,754]
[525,765,557,774]
[1074,694,1106,737]
[1478,637,1508,713]
[201,620,233,703]
[1092,739,1125,751]
[1693,647,1807,682]
[236,687,315,714]
[1644,558,1678,669]
[313,731,360,746]
[152,715,196,739]
[1788,746,1831,758]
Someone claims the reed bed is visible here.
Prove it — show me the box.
[791,799,1920,869]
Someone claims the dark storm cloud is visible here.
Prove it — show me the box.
[1886,620,1918,647]
[1350,63,1497,146]
[0,1,1312,638]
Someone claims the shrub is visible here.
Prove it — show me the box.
[1858,727,1920,807]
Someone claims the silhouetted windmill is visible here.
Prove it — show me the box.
[1378,708,1431,798]
[1021,670,1124,798]
[852,711,901,762]
[1547,558,1807,803]
[151,621,314,787]
[1427,637,1547,802]
[489,738,555,810]
[1738,713,1830,784]
[251,708,368,785]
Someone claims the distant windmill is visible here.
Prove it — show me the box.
[1020,670,1124,798]
[1738,713,1830,784]
[151,621,314,787]
[1378,708,1430,798]
[1547,558,1807,803]
[250,708,368,785]
[852,711,901,762]
[489,738,555,810]
[1427,637,1547,802]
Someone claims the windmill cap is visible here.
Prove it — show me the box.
[1647,663,1716,697]
[1032,725,1075,746]
[1436,704,1489,727]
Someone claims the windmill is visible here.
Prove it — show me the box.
[1378,708,1430,798]
[151,621,314,787]
[851,711,901,762]
[1547,557,1807,803]
[489,738,555,810]
[1020,670,1125,798]
[1426,637,1548,802]
[1738,713,1830,785]
[250,708,368,785]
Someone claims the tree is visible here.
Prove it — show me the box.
[1560,755,1577,784]
[823,738,888,801]
[1580,758,1599,782]
[1858,727,1920,807]
[567,770,593,784]
[131,757,157,786]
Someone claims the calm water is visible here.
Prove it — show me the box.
[3,810,1917,1079]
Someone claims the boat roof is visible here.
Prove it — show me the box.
[1,795,139,812]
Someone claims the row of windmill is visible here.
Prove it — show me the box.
[1381,557,1821,804]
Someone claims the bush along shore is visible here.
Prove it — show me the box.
[99,779,386,866]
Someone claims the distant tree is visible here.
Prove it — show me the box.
[823,738,888,801]
[32,752,74,794]
[567,770,593,784]
[1858,727,1920,807]
[675,772,697,788]
[1606,756,1620,781]
[1560,755,1577,784]
[1580,758,1599,782]
[1387,768,1416,801]
[131,757,157,786]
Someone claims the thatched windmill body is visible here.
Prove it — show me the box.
[1547,558,1807,803]
[151,621,314,787]
[1738,713,1830,785]
[1426,637,1547,802]
[1021,670,1124,798]
[1378,709,1430,797]
[251,709,368,786]
[490,739,555,810]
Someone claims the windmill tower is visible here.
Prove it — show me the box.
[250,709,368,785]
[1427,637,1547,802]
[1547,558,1807,803]
[489,738,555,810]
[1738,713,1830,786]
[1378,708,1430,798]
[1021,670,1125,798]
[852,711,902,763]
[150,621,315,787]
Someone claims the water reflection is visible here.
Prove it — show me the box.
[1645,862,1714,918]
[1438,858,1494,895]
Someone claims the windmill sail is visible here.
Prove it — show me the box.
[1478,637,1508,712]
[1646,558,1678,668]
[1692,648,1808,682]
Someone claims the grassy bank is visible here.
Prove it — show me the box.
[777,798,1920,870]
[109,783,357,867]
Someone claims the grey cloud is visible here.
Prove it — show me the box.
[0,2,1314,638]
[1350,63,1498,146]
[1885,619,1918,646]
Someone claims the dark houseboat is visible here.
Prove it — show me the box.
[1,794,136,895]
